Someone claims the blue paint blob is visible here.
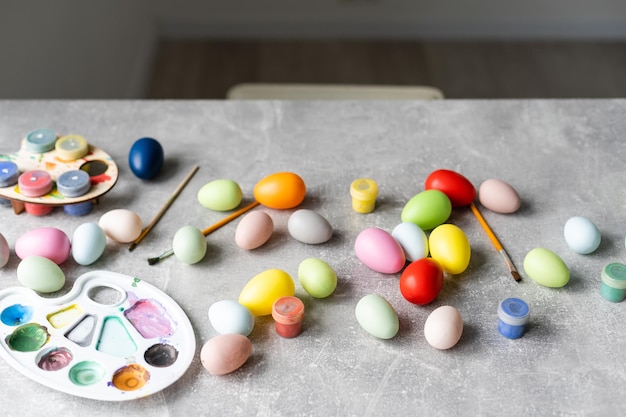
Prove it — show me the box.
[1,304,34,326]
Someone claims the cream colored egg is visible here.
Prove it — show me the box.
[235,211,273,250]
[424,305,463,350]
[478,179,521,214]
[200,334,252,375]
[98,209,142,243]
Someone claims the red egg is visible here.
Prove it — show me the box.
[399,258,444,305]
[424,169,476,208]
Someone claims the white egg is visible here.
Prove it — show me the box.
[563,216,601,254]
[287,209,333,244]
[208,300,254,336]
[424,305,463,350]
[72,223,107,265]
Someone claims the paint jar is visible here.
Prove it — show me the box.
[64,201,93,216]
[497,297,530,339]
[350,178,378,214]
[0,161,20,187]
[600,263,626,302]
[24,203,54,216]
[272,296,305,338]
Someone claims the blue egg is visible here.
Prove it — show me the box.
[128,137,164,179]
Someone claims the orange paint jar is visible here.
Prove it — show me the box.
[272,296,305,338]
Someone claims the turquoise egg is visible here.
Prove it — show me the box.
[355,294,399,339]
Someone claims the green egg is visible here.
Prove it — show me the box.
[17,256,65,293]
[401,189,452,231]
[173,226,207,265]
[523,247,570,288]
[298,258,337,298]
[355,294,399,339]
[197,179,243,211]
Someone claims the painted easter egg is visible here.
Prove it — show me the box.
[401,190,451,231]
[391,222,429,262]
[239,269,295,316]
[172,225,207,264]
[424,305,463,350]
[355,227,406,274]
[15,227,71,265]
[17,255,66,293]
[208,300,254,336]
[298,258,337,298]
[71,223,107,266]
[235,211,274,250]
[287,209,333,244]
[523,248,570,288]
[0,233,10,268]
[563,216,601,254]
[425,169,476,207]
[200,334,252,375]
[98,209,143,243]
[428,224,471,274]
[399,258,444,305]
[478,178,521,213]
[197,179,243,211]
[253,172,306,209]
[128,137,164,180]
[355,294,399,339]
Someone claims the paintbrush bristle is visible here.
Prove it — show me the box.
[511,270,522,282]
[147,257,161,265]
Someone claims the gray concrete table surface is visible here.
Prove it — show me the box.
[0,100,625,417]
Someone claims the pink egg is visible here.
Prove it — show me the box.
[200,334,252,375]
[478,179,521,214]
[15,227,71,265]
[355,227,406,274]
[235,211,274,250]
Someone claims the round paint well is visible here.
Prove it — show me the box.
[1,304,34,326]
[69,361,106,386]
[6,323,50,352]
[112,364,150,391]
[36,347,73,371]
[145,343,179,367]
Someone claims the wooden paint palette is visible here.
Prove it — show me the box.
[0,134,118,214]
[0,271,196,401]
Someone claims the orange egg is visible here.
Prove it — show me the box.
[253,172,306,209]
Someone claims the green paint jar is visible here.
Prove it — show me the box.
[600,263,626,302]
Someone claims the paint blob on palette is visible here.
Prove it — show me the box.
[0,270,195,401]
[0,130,118,214]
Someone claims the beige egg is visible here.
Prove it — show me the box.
[478,179,521,214]
[200,334,252,375]
[424,306,463,350]
[235,211,273,250]
[98,209,142,243]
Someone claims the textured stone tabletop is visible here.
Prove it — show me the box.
[0,100,625,416]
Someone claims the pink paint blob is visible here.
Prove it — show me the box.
[124,299,176,339]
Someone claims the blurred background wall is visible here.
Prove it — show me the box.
[1,0,625,98]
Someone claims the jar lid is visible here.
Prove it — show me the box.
[18,170,53,197]
[57,170,91,197]
[272,296,305,325]
[56,135,89,161]
[601,263,626,290]
[497,297,530,326]
[350,178,378,201]
[0,161,20,187]
[25,128,57,153]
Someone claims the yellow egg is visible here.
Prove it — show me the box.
[428,224,471,274]
[238,269,295,316]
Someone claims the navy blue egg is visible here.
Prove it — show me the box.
[128,137,164,179]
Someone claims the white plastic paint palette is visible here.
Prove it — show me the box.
[0,271,195,401]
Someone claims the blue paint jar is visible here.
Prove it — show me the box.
[25,128,57,153]
[64,201,93,216]
[57,170,91,197]
[600,263,626,302]
[0,161,20,187]
[497,298,530,339]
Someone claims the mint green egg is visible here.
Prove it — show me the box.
[17,256,65,293]
[298,258,337,298]
[355,294,399,339]
[401,190,452,231]
[523,247,570,288]
[173,225,207,264]
[197,179,242,211]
